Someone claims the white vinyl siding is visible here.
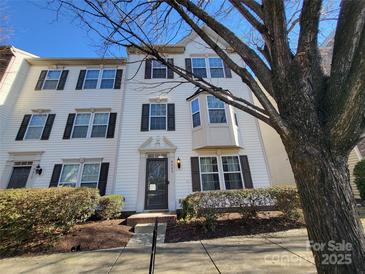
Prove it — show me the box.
[24,114,47,140]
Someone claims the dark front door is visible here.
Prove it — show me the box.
[7,166,31,189]
[145,158,168,210]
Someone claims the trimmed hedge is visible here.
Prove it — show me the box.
[94,194,124,220]
[0,187,100,253]
[354,159,365,200]
[181,186,301,231]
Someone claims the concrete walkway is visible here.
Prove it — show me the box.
[0,227,317,274]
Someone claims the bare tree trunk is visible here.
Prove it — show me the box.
[285,141,365,274]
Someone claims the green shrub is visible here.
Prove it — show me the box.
[181,186,301,231]
[354,159,365,200]
[94,194,124,220]
[0,187,100,254]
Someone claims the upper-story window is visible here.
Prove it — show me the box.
[209,58,225,78]
[191,98,201,128]
[81,69,118,89]
[84,70,100,89]
[150,104,167,130]
[192,58,207,78]
[100,69,117,88]
[24,114,48,140]
[43,70,62,89]
[152,60,167,78]
[207,96,227,123]
[199,157,220,191]
[71,112,110,138]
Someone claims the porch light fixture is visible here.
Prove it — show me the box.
[35,164,43,175]
[177,157,181,169]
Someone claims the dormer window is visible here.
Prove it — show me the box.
[192,58,207,78]
[152,60,167,78]
[207,96,227,123]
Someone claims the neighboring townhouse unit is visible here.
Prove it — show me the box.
[0,57,125,196]
[115,30,271,212]
[0,30,272,212]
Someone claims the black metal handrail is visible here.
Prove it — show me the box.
[149,218,158,274]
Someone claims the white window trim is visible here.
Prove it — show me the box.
[208,57,225,78]
[151,59,167,79]
[206,95,227,124]
[71,112,110,139]
[91,112,110,138]
[190,98,201,129]
[24,114,48,140]
[100,69,117,89]
[80,162,101,187]
[221,155,244,190]
[199,156,221,191]
[42,70,62,90]
[82,68,117,90]
[58,162,101,188]
[149,103,167,131]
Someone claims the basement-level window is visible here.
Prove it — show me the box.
[199,157,220,191]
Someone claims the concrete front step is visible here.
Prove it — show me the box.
[127,212,176,227]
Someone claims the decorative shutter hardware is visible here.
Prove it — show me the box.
[35,70,47,90]
[185,58,192,76]
[76,70,86,90]
[41,114,56,140]
[167,58,174,79]
[144,59,152,79]
[141,104,150,131]
[167,104,175,131]
[98,163,109,196]
[240,155,253,188]
[63,113,76,139]
[114,69,123,89]
[191,157,201,192]
[106,113,117,138]
[49,164,62,187]
[57,70,69,90]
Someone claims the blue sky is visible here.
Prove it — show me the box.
[5,0,106,57]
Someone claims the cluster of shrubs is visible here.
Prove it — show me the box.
[354,159,365,200]
[0,188,123,255]
[181,186,301,231]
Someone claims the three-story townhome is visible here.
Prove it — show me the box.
[115,29,271,213]
[0,57,125,196]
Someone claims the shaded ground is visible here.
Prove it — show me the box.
[1,219,133,258]
[166,212,305,243]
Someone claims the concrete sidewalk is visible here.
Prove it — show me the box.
[0,228,316,274]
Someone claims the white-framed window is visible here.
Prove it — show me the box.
[199,157,220,191]
[83,69,100,89]
[208,57,225,78]
[221,156,243,189]
[72,113,91,138]
[24,114,48,140]
[150,104,167,130]
[91,113,109,137]
[192,58,207,78]
[207,96,227,123]
[100,69,117,89]
[43,70,62,90]
[58,162,100,188]
[152,60,167,79]
[191,98,201,128]
[71,112,110,138]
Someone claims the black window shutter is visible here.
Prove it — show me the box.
[114,69,123,89]
[41,114,56,140]
[167,103,175,131]
[185,58,192,76]
[106,113,117,138]
[141,104,150,131]
[35,70,47,90]
[224,62,232,78]
[15,114,31,141]
[191,157,201,192]
[63,113,76,139]
[49,164,62,187]
[57,70,69,90]
[98,163,109,196]
[240,155,253,188]
[145,59,152,79]
[76,70,86,90]
[167,58,174,79]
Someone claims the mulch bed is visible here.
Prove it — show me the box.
[1,219,133,258]
[165,212,305,243]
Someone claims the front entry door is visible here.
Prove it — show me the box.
[7,166,31,189]
[145,158,168,210]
